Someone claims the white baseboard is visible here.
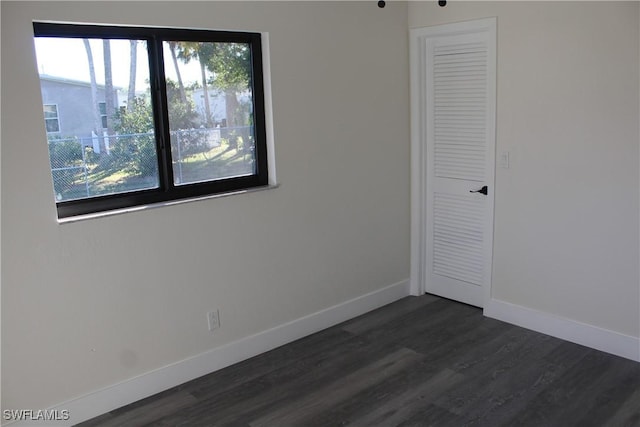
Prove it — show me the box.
[5,280,410,427]
[484,298,640,362]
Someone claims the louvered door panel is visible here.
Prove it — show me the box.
[433,192,484,285]
[433,41,487,182]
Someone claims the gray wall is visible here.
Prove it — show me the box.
[1,1,410,411]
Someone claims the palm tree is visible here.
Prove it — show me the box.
[177,42,215,126]
[83,39,105,153]
[103,40,115,137]
[127,40,137,112]
[168,42,188,105]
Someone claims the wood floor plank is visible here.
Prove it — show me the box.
[540,339,592,369]
[345,368,465,427]
[403,309,511,368]
[185,328,363,400]
[427,321,515,368]
[146,373,273,427]
[75,413,115,427]
[605,388,640,427]
[248,348,424,427]
[455,356,564,426]
[447,324,559,376]
[152,332,403,426]
[341,294,440,335]
[396,404,464,427]
[547,355,640,427]
[297,359,457,427]
[76,390,197,427]
[431,328,564,418]
[354,298,480,355]
[504,349,623,426]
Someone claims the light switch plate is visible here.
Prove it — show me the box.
[499,151,510,169]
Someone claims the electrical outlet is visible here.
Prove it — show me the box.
[207,309,220,332]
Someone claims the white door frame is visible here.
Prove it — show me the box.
[409,17,497,308]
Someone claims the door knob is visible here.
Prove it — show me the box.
[470,185,488,195]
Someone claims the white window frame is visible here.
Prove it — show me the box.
[44,103,60,133]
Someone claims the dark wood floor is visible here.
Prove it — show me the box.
[78,295,640,427]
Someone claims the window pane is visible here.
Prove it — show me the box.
[44,104,58,118]
[163,41,256,185]
[34,37,160,202]
[45,118,60,133]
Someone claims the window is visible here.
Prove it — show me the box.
[33,22,269,219]
[43,104,60,133]
[98,102,108,129]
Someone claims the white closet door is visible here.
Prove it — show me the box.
[411,19,496,308]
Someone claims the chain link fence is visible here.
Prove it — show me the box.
[47,126,254,201]
[171,126,254,184]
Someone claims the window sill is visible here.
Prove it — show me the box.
[57,183,280,224]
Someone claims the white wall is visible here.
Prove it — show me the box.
[1,1,410,413]
[410,2,640,337]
